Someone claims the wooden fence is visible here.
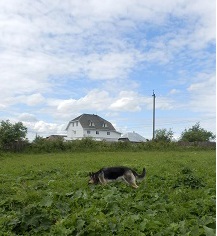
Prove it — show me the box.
[2,140,28,152]
[177,141,216,148]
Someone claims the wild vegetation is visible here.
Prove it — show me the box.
[0,120,215,234]
[0,120,215,153]
[26,137,215,154]
[0,150,215,235]
[180,123,216,142]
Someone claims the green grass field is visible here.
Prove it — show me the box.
[0,151,216,235]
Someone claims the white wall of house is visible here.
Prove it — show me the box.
[83,129,121,141]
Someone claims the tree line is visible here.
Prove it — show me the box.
[154,122,215,142]
[0,120,215,152]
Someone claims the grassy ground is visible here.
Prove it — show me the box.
[0,150,216,235]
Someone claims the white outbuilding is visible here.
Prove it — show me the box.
[119,132,147,143]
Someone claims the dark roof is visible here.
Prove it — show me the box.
[67,114,117,131]
[46,135,67,140]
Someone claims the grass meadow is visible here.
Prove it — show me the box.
[0,150,216,235]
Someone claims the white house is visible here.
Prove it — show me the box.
[65,114,121,141]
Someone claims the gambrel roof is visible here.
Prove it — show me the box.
[66,114,119,132]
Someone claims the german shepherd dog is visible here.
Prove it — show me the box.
[88,166,146,188]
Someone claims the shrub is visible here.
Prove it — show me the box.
[174,167,205,189]
[180,123,215,142]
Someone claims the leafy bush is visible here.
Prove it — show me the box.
[0,120,28,151]
[174,167,205,189]
[155,128,174,142]
[180,122,216,142]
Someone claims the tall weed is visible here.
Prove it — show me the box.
[24,138,215,154]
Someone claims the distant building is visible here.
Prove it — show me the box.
[119,132,147,143]
[65,114,121,141]
[46,135,67,141]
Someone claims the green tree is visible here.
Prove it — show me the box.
[155,128,174,142]
[180,122,215,142]
[0,120,27,147]
[32,134,44,144]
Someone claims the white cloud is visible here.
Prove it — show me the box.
[110,91,143,112]
[188,75,215,93]
[84,52,139,80]
[169,89,181,95]
[33,121,58,133]
[24,93,45,106]
[18,113,38,122]
[0,0,215,139]
[13,117,67,140]
[187,74,216,113]
[0,0,214,92]
[56,89,175,114]
[57,89,111,112]
[25,120,66,136]
[2,93,45,108]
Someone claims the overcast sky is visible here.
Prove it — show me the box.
[0,0,215,140]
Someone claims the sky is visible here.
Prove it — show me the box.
[0,0,216,141]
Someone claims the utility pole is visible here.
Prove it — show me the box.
[152,90,156,140]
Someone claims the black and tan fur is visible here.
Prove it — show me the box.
[88,166,146,188]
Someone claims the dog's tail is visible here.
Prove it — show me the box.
[133,168,146,179]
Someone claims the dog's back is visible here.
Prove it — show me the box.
[102,166,131,179]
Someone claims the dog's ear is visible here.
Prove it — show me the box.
[89,172,93,176]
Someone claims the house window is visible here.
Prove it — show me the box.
[87,131,91,134]
[76,121,78,126]
[102,123,108,127]
[89,121,95,127]
[96,131,99,135]
[72,122,74,127]
[107,132,110,135]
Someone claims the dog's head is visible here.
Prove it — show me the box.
[88,172,100,185]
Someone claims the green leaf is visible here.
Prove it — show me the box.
[77,219,85,230]
[139,219,149,231]
[203,226,216,236]
[40,196,53,207]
